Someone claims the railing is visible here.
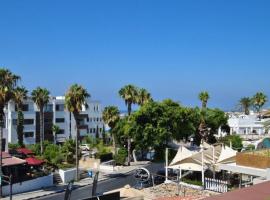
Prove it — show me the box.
[204,178,228,193]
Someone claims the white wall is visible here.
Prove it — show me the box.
[2,174,53,196]
[59,168,84,184]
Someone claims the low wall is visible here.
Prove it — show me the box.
[3,174,53,196]
[59,168,84,184]
[236,152,270,169]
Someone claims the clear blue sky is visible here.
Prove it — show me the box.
[1,0,270,110]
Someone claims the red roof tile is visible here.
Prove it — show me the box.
[25,157,44,166]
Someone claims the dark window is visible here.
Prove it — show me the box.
[90,128,92,133]
[22,104,29,111]
[93,128,96,133]
[56,118,65,123]
[1,139,6,151]
[87,117,89,122]
[24,132,34,138]
[45,104,53,112]
[56,104,65,111]
[57,129,65,134]
[24,119,34,125]
[100,128,102,132]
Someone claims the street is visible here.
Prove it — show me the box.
[36,163,163,200]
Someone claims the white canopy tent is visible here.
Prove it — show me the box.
[169,144,237,182]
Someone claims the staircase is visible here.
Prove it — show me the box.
[53,172,62,184]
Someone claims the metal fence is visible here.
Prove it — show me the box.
[204,178,228,193]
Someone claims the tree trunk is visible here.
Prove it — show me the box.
[127,137,131,166]
[112,133,117,155]
[40,107,44,154]
[74,115,80,181]
[0,112,4,197]
[17,109,24,147]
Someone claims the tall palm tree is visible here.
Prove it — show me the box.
[137,88,152,106]
[119,84,138,165]
[65,84,90,181]
[13,87,28,147]
[252,92,268,115]
[239,97,251,115]
[52,124,60,144]
[198,91,210,109]
[0,68,20,197]
[31,87,50,154]
[102,106,120,155]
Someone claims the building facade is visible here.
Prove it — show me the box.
[4,96,104,146]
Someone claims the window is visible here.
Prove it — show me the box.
[100,128,102,132]
[56,118,65,123]
[57,129,65,134]
[56,104,65,111]
[22,104,29,111]
[24,119,34,125]
[24,132,34,138]
[90,128,92,133]
[89,118,92,122]
[96,118,99,122]
[44,104,53,112]
[93,128,96,133]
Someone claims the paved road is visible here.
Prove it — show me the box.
[37,163,163,200]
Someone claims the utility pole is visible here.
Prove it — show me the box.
[165,148,169,183]
[2,174,12,200]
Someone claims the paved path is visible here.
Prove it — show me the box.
[2,162,163,200]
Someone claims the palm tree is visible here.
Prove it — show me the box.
[119,84,138,165]
[252,92,268,115]
[198,91,210,109]
[239,97,251,115]
[102,106,120,155]
[0,68,20,197]
[65,84,90,181]
[31,87,50,154]
[137,88,152,106]
[52,124,60,144]
[13,87,28,147]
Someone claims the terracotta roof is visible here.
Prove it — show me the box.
[2,157,26,166]
[17,148,33,155]
[203,181,270,200]
[0,152,11,158]
[25,157,44,166]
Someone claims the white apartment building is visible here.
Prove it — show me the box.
[217,111,270,137]
[4,96,104,146]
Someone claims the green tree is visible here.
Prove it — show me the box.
[65,84,90,181]
[198,91,210,109]
[102,106,120,155]
[119,84,138,165]
[252,92,268,115]
[219,135,243,151]
[137,88,152,106]
[13,87,28,147]
[61,139,76,163]
[239,97,252,115]
[31,87,50,154]
[52,124,60,144]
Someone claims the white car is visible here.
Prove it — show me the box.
[80,144,90,151]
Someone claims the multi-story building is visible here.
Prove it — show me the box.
[4,96,104,146]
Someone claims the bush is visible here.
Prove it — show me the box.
[182,178,203,186]
[246,144,255,151]
[114,148,127,165]
[219,135,243,151]
[8,143,20,150]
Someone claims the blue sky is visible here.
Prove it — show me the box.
[1,0,270,110]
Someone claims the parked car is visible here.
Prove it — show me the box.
[153,168,178,185]
[80,144,90,151]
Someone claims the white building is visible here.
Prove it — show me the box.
[4,96,104,146]
[218,111,270,137]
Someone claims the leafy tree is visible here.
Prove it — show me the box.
[31,87,50,154]
[65,84,90,180]
[137,88,152,106]
[239,97,252,115]
[252,92,268,114]
[219,135,243,151]
[61,139,76,163]
[102,106,120,154]
[13,87,28,147]
[119,84,139,165]
[198,91,210,109]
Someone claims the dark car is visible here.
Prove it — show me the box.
[153,168,178,185]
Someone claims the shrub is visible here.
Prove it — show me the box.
[8,143,20,150]
[182,178,203,186]
[114,148,127,165]
[219,135,243,151]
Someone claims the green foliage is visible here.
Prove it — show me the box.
[61,139,76,163]
[8,143,20,150]
[114,148,127,165]
[43,143,64,166]
[252,92,267,113]
[182,178,203,186]
[28,143,41,155]
[219,135,243,150]
[246,144,255,151]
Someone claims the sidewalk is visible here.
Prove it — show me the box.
[1,161,150,200]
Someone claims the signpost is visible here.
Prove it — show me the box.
[64,181,74,200]
[91,171,99,197]
[1,174,12,200]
